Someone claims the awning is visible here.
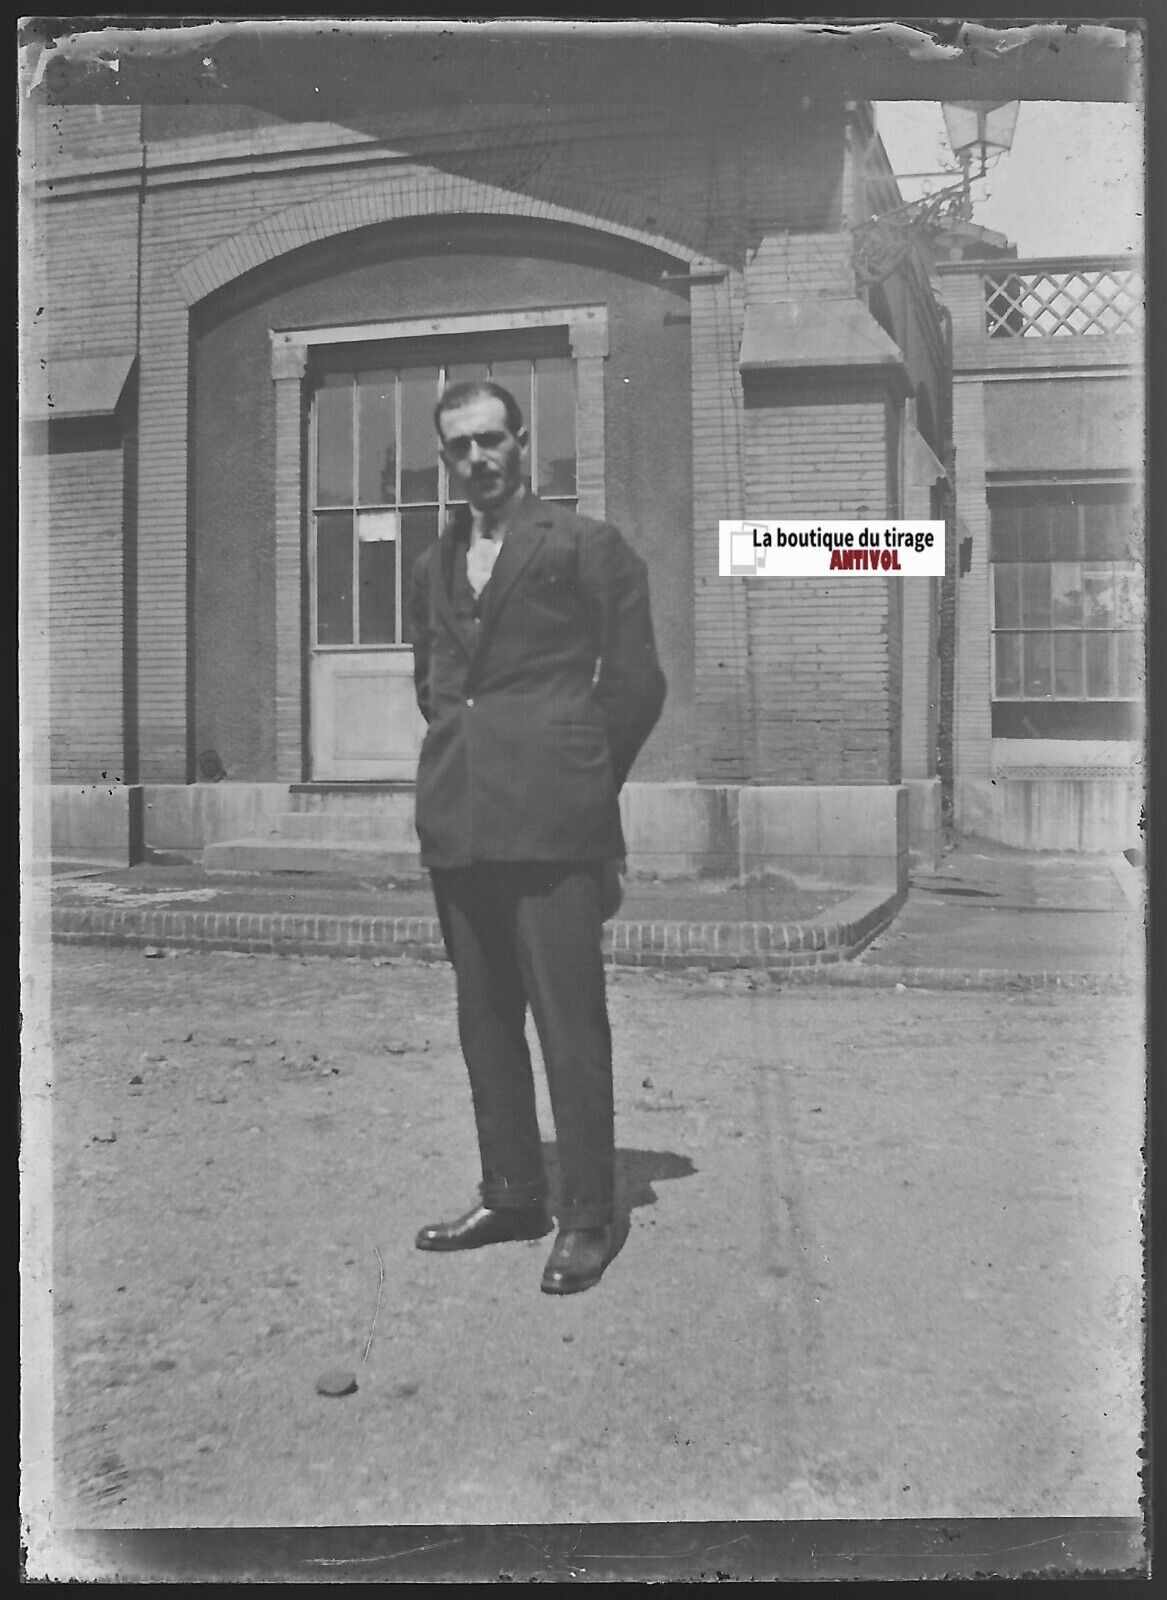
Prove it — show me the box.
[28,352,136,421]
[739,299,906,375]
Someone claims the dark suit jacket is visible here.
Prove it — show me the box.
[410,492,666,869]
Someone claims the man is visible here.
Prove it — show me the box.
[409,379,666,1294]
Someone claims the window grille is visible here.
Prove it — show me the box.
[984,265,1143,339]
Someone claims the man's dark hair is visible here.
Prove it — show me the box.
[433,380,525,439]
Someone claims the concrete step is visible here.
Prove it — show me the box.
[274,810,417,845]
[202,839,424,879]
[288,787,417,817]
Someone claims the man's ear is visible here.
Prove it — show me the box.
[517,427,530,454]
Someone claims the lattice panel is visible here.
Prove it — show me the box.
[984,267,1144,338]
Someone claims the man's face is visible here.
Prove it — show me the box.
[438,394,528,513]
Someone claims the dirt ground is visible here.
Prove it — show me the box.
[28,943,1144,1545]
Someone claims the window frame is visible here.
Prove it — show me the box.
[988,480,1143,709]
[275,305,608,655]
[308,346,579,650]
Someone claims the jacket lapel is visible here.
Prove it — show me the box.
[471,491,548,663]
[432,505,473,660]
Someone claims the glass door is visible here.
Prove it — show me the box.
[307,344,576,778]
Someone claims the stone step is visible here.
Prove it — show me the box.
[288,787,417,817]
[275,810,417,845]
[202,839,424,879]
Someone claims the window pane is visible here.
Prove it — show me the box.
[400,367,439,504]
[1046,511,1081,561]
[1081,564,1116,628]
[489,359,532,431]
[358,536,396,645]
[400,507,440,645]
[1019,500,1054,561]
[994,565,1022,629]
[1114,565,1144,629]
[1080,497,1116,559]
[1020,564,1051,628]
[535,357,576,498]
[1117,502,1144,562]
[989,500,1024,562]
[316,375,353,506]
[1023,633,1051,698]
[1050,564,1084,628]
[1084,632,1113,697]
[445,362,490,388]
[315,511,353,644]
[995,632,1022,697]
[1117,632,1143,698]
[358,370,397,506]
[1053,633,1083,698]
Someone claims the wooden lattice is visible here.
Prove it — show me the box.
[984,266,1144,338]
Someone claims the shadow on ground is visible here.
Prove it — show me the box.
[541,1141,697,1216]
[539,1142,698,1269]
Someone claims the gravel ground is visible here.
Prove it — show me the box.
[32,944,1144,1537]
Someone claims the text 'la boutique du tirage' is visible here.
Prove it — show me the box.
[718,521,946,577]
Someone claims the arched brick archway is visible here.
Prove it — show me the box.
[174,173,714,307]
[136,169,733,782]
[178,193,722,782]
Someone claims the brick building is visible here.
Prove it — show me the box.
[937,251,1144,852]
[24,29,1135,879]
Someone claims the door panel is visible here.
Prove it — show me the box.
[310,650,425,780]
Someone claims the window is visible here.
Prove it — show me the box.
[309,336,577,648]
[989,483,1143,738]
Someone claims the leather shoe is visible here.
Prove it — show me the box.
[540,1225,615,1295]
[415,1201,550,1252]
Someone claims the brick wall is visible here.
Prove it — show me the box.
[135,105,844,781]
[33,103,143,162]
[26,105,140,783]
[189,221,694,781]
[31,87,927,789]
[33,106,141,361]
[741,380,899,783]
[43,434,127,781]
[941,259,1144,792]
[691,269,750,780]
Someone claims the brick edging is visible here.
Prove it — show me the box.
[49,900,1134,991]
[50,889,902,972]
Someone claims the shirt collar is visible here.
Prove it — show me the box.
[470,482,527,541]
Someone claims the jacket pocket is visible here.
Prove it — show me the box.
[548,719,613,779]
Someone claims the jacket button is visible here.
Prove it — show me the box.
[465,697,474,707]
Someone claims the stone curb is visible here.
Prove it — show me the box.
[770,965,1138,994]
[50,886,903,972]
